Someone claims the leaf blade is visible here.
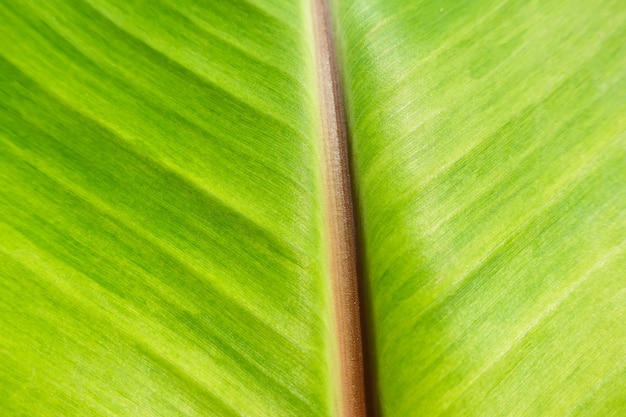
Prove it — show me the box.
[333,0,626,415]
[0,1,334,415]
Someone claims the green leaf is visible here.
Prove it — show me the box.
[0,1,334,416]
[333,0,626,415]
[1,0,625,416]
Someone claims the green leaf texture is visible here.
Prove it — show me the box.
[0,1,335,416]
[333,0,626,415]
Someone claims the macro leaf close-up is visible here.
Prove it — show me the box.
[0,0,624,416]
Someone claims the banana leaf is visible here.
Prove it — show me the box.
[1,0,624,416]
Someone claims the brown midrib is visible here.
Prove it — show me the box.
[311,1,368,416]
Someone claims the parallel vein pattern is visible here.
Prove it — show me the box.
[333,0,626,415]
[0,1,334,416]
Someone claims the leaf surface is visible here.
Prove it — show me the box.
[2,0,626,416]
[0,1,335,416]
[332,0,626,415]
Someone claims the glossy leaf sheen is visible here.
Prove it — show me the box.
[333,0,626,416]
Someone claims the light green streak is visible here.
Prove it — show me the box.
[333,0,626,415]
[0,0,334,416]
